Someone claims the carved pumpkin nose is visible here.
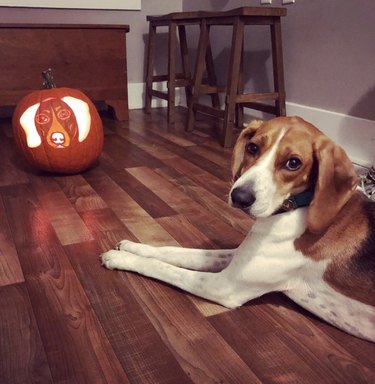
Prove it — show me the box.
[51,132,65,145]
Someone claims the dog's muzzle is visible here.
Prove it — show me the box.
[230,187,256,210]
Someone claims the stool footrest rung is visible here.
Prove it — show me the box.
[194,103,225,118]
[152,74,191,82]
[198,84,226,94]
[174,79,191,87]
[242,102,277,114]
[235,92,279,104]
[150,89,168,100]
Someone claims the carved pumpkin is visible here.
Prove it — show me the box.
[12,86,103,174]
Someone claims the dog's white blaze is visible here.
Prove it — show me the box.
[233,128,287,217]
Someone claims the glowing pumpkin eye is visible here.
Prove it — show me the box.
[57,109,71,120]
[35,113,50,125]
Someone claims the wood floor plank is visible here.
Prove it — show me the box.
[188,144,232,169]
[209,308,338,384]
[0,283,53,384]
[151,129,197,147]
[124,112,197,148]
[156,214,217,249]
[64,240,194,384]
[119,120,231,181]
[99,156,177,219]
[111,124,232,202]
[113,119,230,201]
[126,166,245,248]
[162,156,230,200]
[31,176,94,246]
[119,127,232,201]
[125,269,262,384]
[153,166,252,235]
[254,293,375,381]
[80,208,125,235]
[0,195,24,287]
[217,293,375,383]
[55,174,108,213]
[124,131,178,160]
[83,167,179,246]
[0,126,30,187]
[103,133,165,169]
[317,322,375,374]
[3,184,131,384]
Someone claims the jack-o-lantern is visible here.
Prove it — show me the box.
[12,73,103,174]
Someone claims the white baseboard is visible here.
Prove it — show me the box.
[286,103,375,167]
[127,82,184,110]
[128,82,375,166]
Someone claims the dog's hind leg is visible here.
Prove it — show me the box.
[115,240,234,272]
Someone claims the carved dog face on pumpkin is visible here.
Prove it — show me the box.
[19,96,91,149]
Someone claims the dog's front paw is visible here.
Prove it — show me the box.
[101,250,126,270]
[115,239,136,251]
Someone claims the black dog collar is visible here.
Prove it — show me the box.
[275,189,314,214]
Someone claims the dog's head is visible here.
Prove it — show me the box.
[229,116,358,233]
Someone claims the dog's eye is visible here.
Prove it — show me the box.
[246,142,259,155]
[285,157,302,171]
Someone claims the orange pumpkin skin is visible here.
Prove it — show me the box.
[12,87,103,174]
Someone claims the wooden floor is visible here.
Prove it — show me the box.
[1,107,375,384]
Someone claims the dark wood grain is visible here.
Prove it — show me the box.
[0,283,52,384]
[0,108,374,383]
[0,196,24,287]
[209,298,375,383]
[1,183,130,384]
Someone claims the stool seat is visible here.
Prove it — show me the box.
[147,7,286,22]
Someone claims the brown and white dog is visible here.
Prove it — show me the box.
[101,116,375,342]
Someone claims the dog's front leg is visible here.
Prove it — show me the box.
[101,250,242,308]
[116,240,234,272]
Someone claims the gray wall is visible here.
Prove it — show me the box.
[1,0,374,120]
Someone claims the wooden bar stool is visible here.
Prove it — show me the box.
[145,12,220,124]
[186,7,287,147]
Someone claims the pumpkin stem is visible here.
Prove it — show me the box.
[42,68,57,89]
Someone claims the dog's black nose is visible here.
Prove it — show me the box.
[230,187,255,209]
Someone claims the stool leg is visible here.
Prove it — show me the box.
[178,25,193,108]
[145,22,156,114]
[187,19,210,132]
[271,18,286,116]
[205,38,220,109]
[222,17,244,147]
[168,22,177,124]
[235,38,245,128]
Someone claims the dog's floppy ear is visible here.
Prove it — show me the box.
[231,120,263,181]
[307,135,357,233]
